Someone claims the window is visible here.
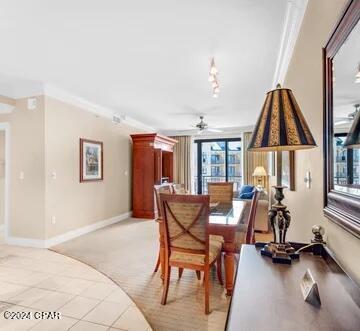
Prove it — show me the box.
[228,165,235,176]
[334,134,360,185]
[211,154,221,164]
[202,152,207,163]
[194,138,242,194]
[202,166,207,175]
[211,166,221,176]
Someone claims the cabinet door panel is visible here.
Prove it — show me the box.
[154,148,162,185]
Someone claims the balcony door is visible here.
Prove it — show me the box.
[194,138,242,194]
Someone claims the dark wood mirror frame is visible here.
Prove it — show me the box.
[323,0,360,238]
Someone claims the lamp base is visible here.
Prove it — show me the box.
[260,242,299,264]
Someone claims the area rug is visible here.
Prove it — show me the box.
[52,219,230,331]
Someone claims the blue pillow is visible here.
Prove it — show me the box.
[239,185,255,199]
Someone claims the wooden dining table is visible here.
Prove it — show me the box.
[209,200,246,296]
[158,200,246,296]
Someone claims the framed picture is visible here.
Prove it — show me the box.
[80,138,103,182]
[277,151,295,191]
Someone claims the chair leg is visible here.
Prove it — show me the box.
[154,252,160,272]
[196,270,201,280]
[161,265,171,305]
[216,253,223,285]
[178,268,184,278]
[204,266,210,314]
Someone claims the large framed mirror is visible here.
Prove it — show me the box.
[324,0,360,238]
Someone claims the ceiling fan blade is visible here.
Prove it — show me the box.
[207,128,223,133]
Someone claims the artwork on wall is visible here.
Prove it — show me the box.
[281,151,295,191]
[80,138,103,182]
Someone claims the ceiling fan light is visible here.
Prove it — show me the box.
[213,93,218,98]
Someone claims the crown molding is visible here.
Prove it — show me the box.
[44,85,155,132]
[272,0,308,88]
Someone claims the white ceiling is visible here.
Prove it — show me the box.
[0,0,305,132]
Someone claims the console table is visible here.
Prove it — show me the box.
[226,245,360,330]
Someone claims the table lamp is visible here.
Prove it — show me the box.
[248,84,317,264]
[252,166,267,188]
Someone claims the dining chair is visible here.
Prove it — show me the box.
[235,189,260,251]
[159,193,224,314]
[154,184,174,273]
[207,182,234,203]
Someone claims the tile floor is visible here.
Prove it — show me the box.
[0,244,152,331]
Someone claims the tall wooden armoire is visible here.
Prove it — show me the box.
[130,133,177,219]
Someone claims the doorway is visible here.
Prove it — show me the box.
[193,138,242,194]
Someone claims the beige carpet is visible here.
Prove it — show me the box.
[52,219,231,331]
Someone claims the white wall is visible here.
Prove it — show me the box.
[0,131,5,226]
[284,0,360,284]
[44,96,141,239]
[0,94,145,245]
[0,96,46,240]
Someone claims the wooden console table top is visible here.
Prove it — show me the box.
[226,245,360,330]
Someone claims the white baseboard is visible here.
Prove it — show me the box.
[5,211,132,249]
[44,211,131,248]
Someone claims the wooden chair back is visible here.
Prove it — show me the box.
[160,194,210,258]
[172,183,187,194]
[207,182,234,203]
[245,190,260,244]
[154,184,173,220]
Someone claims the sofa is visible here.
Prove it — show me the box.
[236,185,269,232]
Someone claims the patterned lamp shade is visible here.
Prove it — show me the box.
[247,86,316,151]
[344,108,360,148]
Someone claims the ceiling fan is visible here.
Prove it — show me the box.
[192,115,222,134]
[335,104,360,126]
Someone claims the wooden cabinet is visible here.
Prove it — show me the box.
[130,133,177,219]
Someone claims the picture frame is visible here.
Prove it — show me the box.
[80,138,103,182]
[277,151,295,191]
[300,269,321,306]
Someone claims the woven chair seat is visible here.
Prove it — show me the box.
[170,235,223,266]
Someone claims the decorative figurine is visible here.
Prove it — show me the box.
[311,225,325,243]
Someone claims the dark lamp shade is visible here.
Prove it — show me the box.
[247,87,317,151]
[344,110,360,148]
